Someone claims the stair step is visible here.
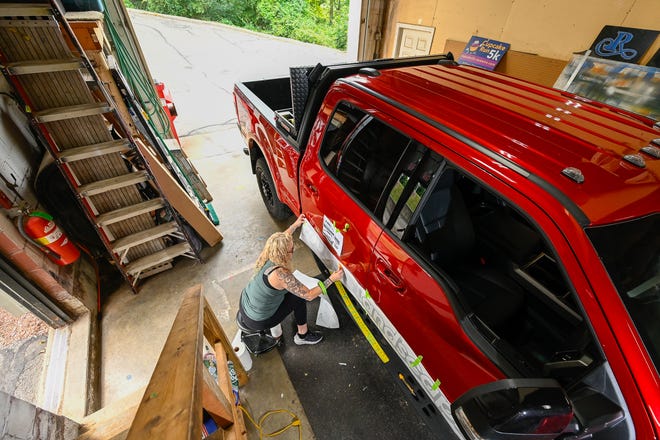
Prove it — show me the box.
[140,262,173,280]
[112,222,179,254]
[57,139,131,162]
[33,102,112,123]
[125,242,192,277]
[77,171,149,197]
[5,58,84,75]
[0,3,51,17]
[95,198,164,227]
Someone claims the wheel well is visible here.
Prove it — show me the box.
[248,139,264,173]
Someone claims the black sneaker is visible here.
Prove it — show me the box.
[294,330,323,345]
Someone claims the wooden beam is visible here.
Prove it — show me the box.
[125,285,205,440]
[205,430,226,440]
[202,297,248,386]
[202,367,234,428]
[136,139,223,246]
[214,342,248,440]
[77,387,145,440]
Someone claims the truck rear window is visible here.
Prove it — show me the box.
[586,214,660,375]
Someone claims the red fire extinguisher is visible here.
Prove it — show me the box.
[20,211,80,266]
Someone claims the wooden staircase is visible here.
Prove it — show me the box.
[0,0,200,291]
[77,284,249,439]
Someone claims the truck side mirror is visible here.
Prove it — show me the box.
[451,378,573,440]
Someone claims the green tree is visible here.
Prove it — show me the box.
[143,0,214,19]
[210,0,260,28]
[125,0,348,50]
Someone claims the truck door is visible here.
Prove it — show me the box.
[299,99,502,405]
[299,100,411,294]
[369,144,503,402]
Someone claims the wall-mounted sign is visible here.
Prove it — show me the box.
[589,26,658,64]
[458,36,510,71]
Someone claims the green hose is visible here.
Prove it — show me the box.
[100,1,207,206]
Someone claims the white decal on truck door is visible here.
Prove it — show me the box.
[321,215,344,255]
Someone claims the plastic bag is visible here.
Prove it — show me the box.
[316,291,340,328]
[293,270,340,329]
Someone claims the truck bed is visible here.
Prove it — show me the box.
[241,76,292,117]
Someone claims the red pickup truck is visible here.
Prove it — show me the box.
[234,55,659,439]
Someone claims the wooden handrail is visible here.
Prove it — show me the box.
[122,284,248,439]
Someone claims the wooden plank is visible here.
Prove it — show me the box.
[202,297,248,387]
[77,387,145,440]
[33,102,111,123]
[112,221,179,254]
[125,285,205,440]
[204,430,225,440]
[202,367,234,428]
[136,139,223,246]
[0,4,51,17]
[69,20,105,52]
[6,58,83,75]
[214,343,248,440]
[95,198,165,226]
[125,242,192,276]
[77,171,149,197]
[57,139,131,162]
[86,50,139,138]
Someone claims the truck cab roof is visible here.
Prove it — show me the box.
[344,64,660,227]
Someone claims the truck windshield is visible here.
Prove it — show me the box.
[586,213,659,375]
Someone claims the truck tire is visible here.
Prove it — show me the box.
[255,158,292,220]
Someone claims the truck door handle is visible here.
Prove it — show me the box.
[376,258,405,294]
[304,181,318,195]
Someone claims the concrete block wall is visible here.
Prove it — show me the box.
[0,391,79,440]
[0,213,89,320]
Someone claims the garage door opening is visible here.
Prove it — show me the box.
[0,256,72,408]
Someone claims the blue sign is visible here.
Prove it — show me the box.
[590,26,658,64]
[458,36,510,71]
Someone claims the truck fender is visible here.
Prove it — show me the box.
[246,138,264,174]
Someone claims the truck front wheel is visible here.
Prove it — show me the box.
[255,158,292,220]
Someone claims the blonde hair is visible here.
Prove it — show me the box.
[255,232,293,272]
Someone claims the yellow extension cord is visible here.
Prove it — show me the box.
[239,405,302,440]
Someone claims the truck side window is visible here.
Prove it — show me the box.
[381,146,445,238]
[321,103,364,172]
[320,103,410,213]
[402,168,600,386]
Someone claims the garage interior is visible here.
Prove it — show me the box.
[0,0,658,439]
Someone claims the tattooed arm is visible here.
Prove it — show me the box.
[269,266,345,301]
[273,267,321,301]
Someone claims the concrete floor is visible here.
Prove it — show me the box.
[98,10,351,439]
[100,133,322,438]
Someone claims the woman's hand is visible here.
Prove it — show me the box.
[286,213,306,235]
[329,265,344,283]
[293,213,306,229]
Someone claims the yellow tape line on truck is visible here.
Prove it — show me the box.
[335,281,389,364]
